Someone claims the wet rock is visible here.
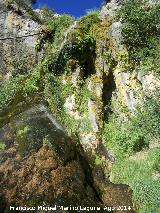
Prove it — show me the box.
[88,99,99,132]
[0,105,102,212]
[102,183,134,213]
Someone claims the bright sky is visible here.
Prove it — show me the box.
[33,0,103,17]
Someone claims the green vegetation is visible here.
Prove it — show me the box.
[111,148,160,213]
[95,155,106,166]
[103,91,160,158]
[0,10,99,134]
[78,9,100,34]
[102,2,160,212]
[0,142,6,149]
[42,12,100,134]
[0,1,159,212]
[118,0,160,73]
[47,14,74,45]
[16,125,30,138]
[0,69,41,111]
[103,90,160,212]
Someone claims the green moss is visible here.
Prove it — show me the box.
[0,70,40,108]
[16,125,31,157]
[44,71,93,135]
[95,155,105,166]
[16,125,30,138]
[0,142,6,150]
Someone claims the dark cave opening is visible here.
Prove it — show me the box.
[81,56,96,79]
[102,70,116,122]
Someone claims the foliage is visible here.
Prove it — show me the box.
[0,15,72,119]
[41,7,55,22]
[103,116,148,158]
[0,143,6,149]
[0,1,159,211]
[0,68,41,121]
[104,109,145,158]
[103,89,160,158]
[133,180,160,213]
[23,68,41,93]
[118,0,160,73]
[0,8,98,136]
[44,12,97,77]
[44,71,92,135]
[95,155,106,166]
[111,147,160,183]
[42,15,75,74]
[144,91,160,136]
[0,78,21,112]
[44,73,78,134]
[111,148,160,213]
[78,9,100,34]
[103,89,160,212]
[47,14,74,45]
[103,3,160,210]
[42,11,99,135]
[111,4,160,213]
[16,126,30,138]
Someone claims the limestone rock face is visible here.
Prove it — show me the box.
[100,0,160,114]
[0,1,159,212]
[138,72,160,92]
[0,0,44,82]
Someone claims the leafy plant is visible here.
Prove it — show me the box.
[118,0,160,72]
[47,14,74,44]
[103,89,160,212]
[111,149,160,213]
[79,9,100,34]
[0,143,6,150]
[16,126,30,138]
[104,88,160,156]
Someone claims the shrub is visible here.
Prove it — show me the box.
[133,179,160,213]
[48,14,74,45]
[144,91,160,136]
[103,89,160,212]
[103,89,160,158]
[78,9,100,35]
[118,0,160,72]
[111,155,160,213]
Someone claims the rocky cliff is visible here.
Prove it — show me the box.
[0,0,44,83]
[0,0,160,212]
